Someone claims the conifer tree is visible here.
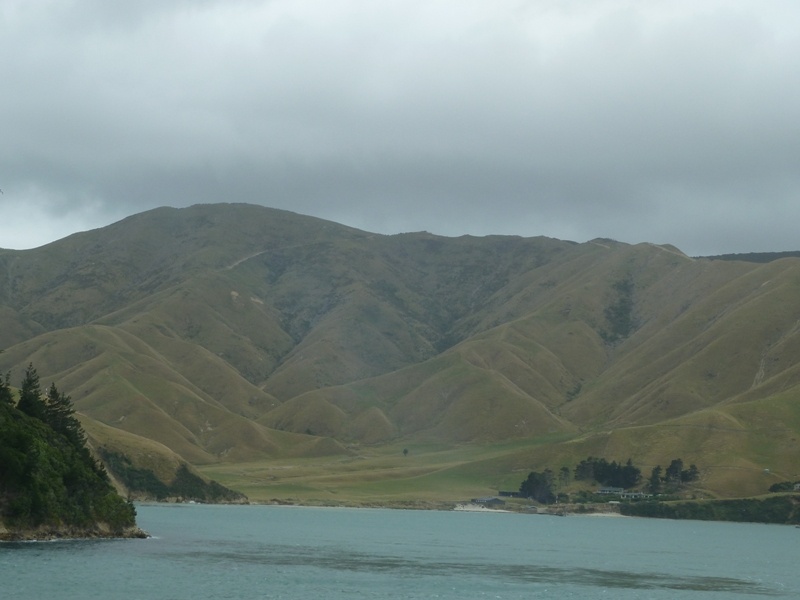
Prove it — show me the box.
[0,372,12,405]
[665,458,684,483]
[620,458,641,488]
[44,382,86,449]
[682,464,700,483]
[648,465,662,494]
[519,469,556,503]
[16,363,46,421]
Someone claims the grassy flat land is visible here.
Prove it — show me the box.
[196,439,569,507]
[197,420,797,505]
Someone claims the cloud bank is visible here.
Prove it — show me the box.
[1,0,799,255]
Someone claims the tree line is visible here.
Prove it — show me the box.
[647,458,699,494]
[519,456,699,504]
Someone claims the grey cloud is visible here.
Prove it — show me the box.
[2,0,799,254]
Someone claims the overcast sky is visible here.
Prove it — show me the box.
[2,1,799,255]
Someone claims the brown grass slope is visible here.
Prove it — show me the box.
[1,203,799,499]
[562,255,800,427]
[0,323,348,464]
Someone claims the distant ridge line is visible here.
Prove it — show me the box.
[700,251,800,263]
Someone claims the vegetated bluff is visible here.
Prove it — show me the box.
[1,203,799,497]
[0,369,143,540]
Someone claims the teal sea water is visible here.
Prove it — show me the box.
[2,504,798,599]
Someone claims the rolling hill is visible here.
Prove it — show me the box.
[1,203,798,501]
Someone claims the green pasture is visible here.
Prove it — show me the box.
[197,435,579,506]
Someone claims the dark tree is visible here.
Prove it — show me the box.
[574,457,597,481]
[681,464,700,483]
[16,364,46,421]
[520,469,556,504]
[768,481,796,493]
[44,382,86,450]
[648,465,662,494]
[574,456,640,488]
[0,372,12,405]
[558,466,571,488]
[619,459,642,488]
[665,458,684,483]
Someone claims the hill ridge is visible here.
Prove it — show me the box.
[1,203,798,499]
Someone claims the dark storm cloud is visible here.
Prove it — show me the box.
[1,0,799,254]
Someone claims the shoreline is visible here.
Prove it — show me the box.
[0,523,148,542]
[134,498,629,519]
[453,503,511,512]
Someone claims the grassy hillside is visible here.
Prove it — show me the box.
[1,203,799,502]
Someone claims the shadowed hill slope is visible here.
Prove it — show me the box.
[1,203,798,498]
